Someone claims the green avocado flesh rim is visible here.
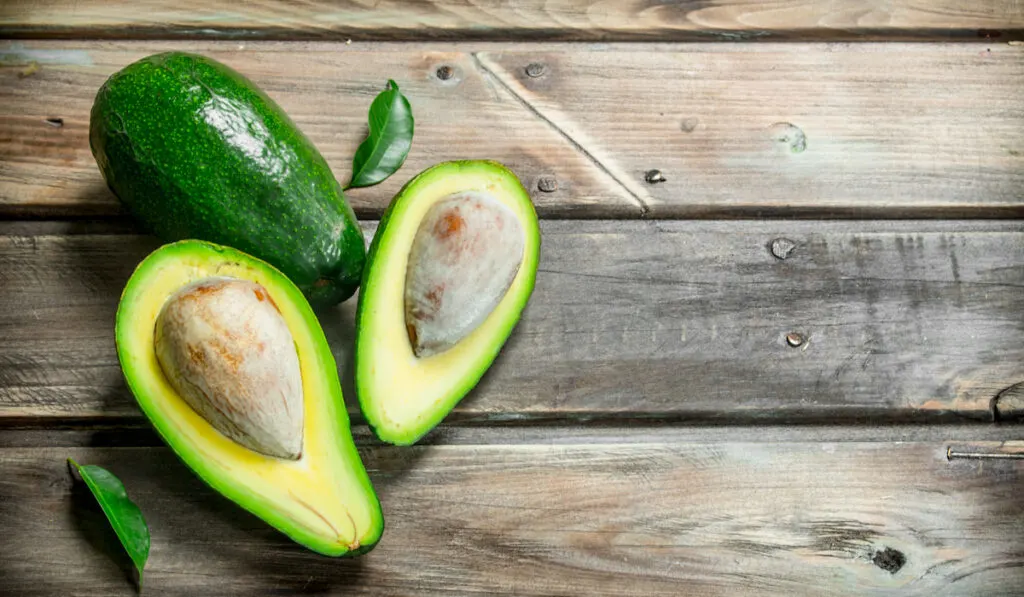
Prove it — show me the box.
[116,240,383,556]
[356,161,541,445]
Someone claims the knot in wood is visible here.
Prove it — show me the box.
[872,548,906,574]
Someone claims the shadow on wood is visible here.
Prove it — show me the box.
[318,297,362,423]
[128,451,375,593]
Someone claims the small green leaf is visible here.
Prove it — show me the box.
[346,79,414,189]
[68,459,150,589]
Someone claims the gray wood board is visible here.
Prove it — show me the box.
[3,423,1024,449]
[1,440,1022,596]
[2,220,1022,427]
[3,41,1024,218]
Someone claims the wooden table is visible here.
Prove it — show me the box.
[2,2,1024,595]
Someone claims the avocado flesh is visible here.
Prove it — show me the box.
[90,52,365,306]
[117,240,383,556]
[356,161,540,445]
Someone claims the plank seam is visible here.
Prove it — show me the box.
[469,52,651,217]
[2,27,1023,43]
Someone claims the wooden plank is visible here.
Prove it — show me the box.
[3,41,1024,219]
[1,441,1022,595]
[1,0,1022,41]
[475,44,1024,218]
[2,220,1022,425]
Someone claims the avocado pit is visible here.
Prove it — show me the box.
[154,277,304,459]
[404,191,525,357]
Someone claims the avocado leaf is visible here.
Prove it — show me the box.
[68,459,150,589]
[347,80,414,189]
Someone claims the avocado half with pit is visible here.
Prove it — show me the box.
[116,240,382,556]
[356,161,540,445]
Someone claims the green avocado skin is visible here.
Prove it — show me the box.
[90,52,365,306]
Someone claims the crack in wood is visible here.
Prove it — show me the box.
[992,382,1024,422]
[469,52,651,217]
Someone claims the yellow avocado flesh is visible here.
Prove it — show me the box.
[356,161,540,445]
[116,240,382,556]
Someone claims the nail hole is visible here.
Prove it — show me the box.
[681,117,699,133]
[644,170,666,184]
[45,118,64,128]
[785,332,805,348]
[537,176,558,193]
[872,548,906,574]
[768,122,806,153]
[525,63,547,78]
[436,65,454,81]
[769,238,797,260]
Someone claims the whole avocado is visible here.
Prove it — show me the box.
[90,52,365,306]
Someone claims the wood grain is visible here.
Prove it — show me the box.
[2,220,1022,426]
[475,44,1024,218]
[1,0,1022,41]
[3,41,1024,219]
[1,440,1022,596]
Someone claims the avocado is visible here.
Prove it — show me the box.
[355,161,540,445]
[116,240,383,556]
[90,52,365,307]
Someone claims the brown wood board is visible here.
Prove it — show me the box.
[2,220,1022,426]
[1,441,1022,595]
[3,41,1024,219]
[1,0,1022,41]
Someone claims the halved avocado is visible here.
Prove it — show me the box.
[116,240,383,556]
[356,161,540,445]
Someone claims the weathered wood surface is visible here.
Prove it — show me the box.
[2,220,1022,425]
[3,3,1023,596]
[2,440,1022,596]
[2,0,1022,41]
[5,423,1024,449]
[3,41,1024,219]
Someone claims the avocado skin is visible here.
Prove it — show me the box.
[90,52,364,306]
